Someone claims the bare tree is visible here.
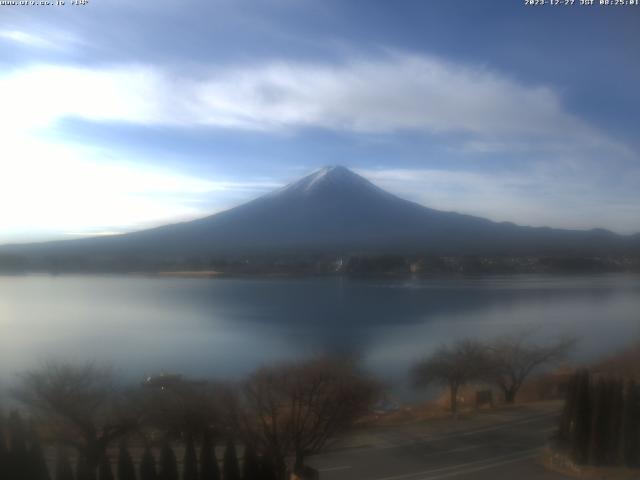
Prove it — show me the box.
[237,357,378,478]
[15,362,138,478]
[413,339,490,417]
[486,333,575,403]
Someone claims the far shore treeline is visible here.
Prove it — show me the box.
[1,252,639,276]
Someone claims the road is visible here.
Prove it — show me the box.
[307,402,568,480]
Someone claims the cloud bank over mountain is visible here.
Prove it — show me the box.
[0,54,620,154]
[0,1,638,241]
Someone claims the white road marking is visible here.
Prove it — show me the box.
[372,448,541,480]
[421,445,481,459]
[417,450,539,480]
[315,445,483,476]
[369,412,556,451]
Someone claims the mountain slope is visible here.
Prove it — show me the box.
[2,166,638,259]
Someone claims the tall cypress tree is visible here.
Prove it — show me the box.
[589,378,611,465]
[159,440,179,480]
[621,380,640,468]
[0,412,7,480]
[199,432,220,480]
[222,441,240,480]
[76,453,94,480]
[241,445,260,480]
[117,443,137,480]
[29,433,52,480]
[139,446,157,480]
[7,411,31,480]
[183,435,198,480]
[558,374,578,448]
[607,379,624,465]
[8,411,28,456]
[257,455,278,480]
[97,454,114,480]
[54,447,74,480]
[8,411,31,480]
[571,370,591,464]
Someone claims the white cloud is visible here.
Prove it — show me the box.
[0,64,166,130]
[0,52,637,239]
[0,30,50,48]
[0,28,84,51]
[195,55,575,138]
[0,53,625,155]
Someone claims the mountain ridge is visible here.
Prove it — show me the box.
[1,166,638,261]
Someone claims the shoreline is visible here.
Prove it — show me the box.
[2,270,640,280]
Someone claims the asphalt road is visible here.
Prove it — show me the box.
[307,402,568,480]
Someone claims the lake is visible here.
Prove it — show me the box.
[1,273,639,398]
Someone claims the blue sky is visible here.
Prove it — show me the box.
[1,0,639,243]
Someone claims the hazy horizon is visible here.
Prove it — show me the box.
[2,164,640,248]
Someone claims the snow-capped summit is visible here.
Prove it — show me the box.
[271,165,388,199]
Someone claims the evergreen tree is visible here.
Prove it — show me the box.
[571,370,591,464]
[8,411,28,456]
[607,379,624,465]
[222,441,240,480]
[8,411,31,480]
[139,446,157,480]
[621,380,640,468]
[183,435,198,480]
[98,454,114,480]
[76,453,94,480]
[199,432,220,480]
[558,374,578,448]
[158,440,179,480]
[117,443,137,480]
[0,412,7,480]
[257,455,278,480]
[589,378,611,465]
[54,447,74,480]
[29,433,52,480]
[241,445,260,480]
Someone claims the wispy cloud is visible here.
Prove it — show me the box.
[0,52,627,156]
[0,28,84,51]
[0,30,50,48]
[0,64,165,130]
[1,50,637,239]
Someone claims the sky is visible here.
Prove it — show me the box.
[0,0,639,243]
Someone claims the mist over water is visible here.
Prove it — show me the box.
[1,274,639,397]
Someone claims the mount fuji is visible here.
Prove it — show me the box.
[1,166,637,261]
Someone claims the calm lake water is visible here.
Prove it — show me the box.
[1,274,639,397]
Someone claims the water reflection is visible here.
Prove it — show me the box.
[1,274,639,396]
